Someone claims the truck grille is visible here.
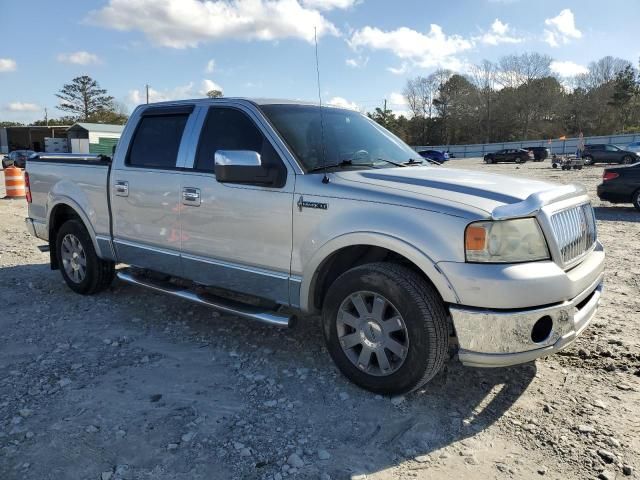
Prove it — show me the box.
[550,203,597,265]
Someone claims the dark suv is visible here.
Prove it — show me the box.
[483,148,533,164]
[525,146,550,162]
[582,144,639,166]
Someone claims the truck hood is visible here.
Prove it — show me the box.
[334,166,557,215]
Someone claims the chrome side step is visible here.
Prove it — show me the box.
[116,270,293,327]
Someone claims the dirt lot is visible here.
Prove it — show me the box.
[1,159,639,480]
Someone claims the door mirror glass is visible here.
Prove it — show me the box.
[214,150,275,185]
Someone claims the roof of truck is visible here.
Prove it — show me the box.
[139,97,346,109]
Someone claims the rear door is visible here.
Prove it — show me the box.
[110,104,195,276]
[178,103,296,305]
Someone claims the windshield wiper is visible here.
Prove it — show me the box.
[375,158,407,168]
[307,159,382,173]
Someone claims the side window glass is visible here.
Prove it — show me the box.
[194,107,284,174]
[127,114,188,168]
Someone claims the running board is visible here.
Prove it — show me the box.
[116,270,293,328]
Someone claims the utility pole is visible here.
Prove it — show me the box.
[383,98,387,112]
[145,84,150,104]
[44,107,48,127]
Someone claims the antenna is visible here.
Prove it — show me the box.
[314,27,329,184]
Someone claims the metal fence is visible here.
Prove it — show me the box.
[415,133,640,159]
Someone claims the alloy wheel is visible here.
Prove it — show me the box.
[336,291,409,376]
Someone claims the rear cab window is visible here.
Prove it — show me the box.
[126,106,193,169]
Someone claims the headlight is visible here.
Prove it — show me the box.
[465,218,549,263]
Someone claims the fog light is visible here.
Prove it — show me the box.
[531,316,553,343]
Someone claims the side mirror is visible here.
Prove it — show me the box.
[214,150,275,185]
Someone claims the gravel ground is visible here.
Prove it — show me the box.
[0,159,639,480]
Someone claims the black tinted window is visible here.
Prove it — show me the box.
[195,107,279,172]
[127,114,188,168]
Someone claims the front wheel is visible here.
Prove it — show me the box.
[322,263,448,394]
[622,155,635,165]
[55,219,115,294]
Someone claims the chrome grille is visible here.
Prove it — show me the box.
[550,203,597,265]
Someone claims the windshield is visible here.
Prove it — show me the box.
[260,104,422,172]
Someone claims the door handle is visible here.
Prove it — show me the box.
[114,180,129,197]
[182,187,201,206]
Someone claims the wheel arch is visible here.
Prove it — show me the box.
[300,232,460,314]
[47,199,103,270]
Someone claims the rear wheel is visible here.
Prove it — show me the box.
[583,155,594,166]
[55,219,115,294]
[322,262,448,395]
[633,190,640,212]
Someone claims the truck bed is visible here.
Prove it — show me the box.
[26,154,112,245]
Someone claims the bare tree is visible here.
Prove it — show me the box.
[497,52,552,88]
[469,60,497,142]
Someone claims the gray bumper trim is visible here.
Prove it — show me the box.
[25,217,47,240]
[452,276,603,368]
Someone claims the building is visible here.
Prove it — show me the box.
[0,126,70,154]
[66,122,124,155]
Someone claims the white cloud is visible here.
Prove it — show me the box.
[205,59,215,73]
[388,91,411,117]
[200,79,224,95]
[57,51,101,65]
[477,19,523,45]
[0,58,17,72]
[328,96,359,110]
[345,56,368,68]
[128,82,195,104]
[387,63,409,75]
[87,0,339,49]
[550,60,588,77]
[349,24,472,70]
[6,102,40,112]
[301,0,360,10]
[544,9,582,47]
[127,79,224,105]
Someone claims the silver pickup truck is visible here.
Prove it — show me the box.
[24,98,605,394]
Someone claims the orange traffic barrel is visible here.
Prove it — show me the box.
[4,166,26,198]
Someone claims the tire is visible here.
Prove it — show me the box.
[583,156,594,166]
[552,162,558,169]
[633,190,640,212]
[622,155,635,165]
[55,219,115,295]
[322,262,448,395]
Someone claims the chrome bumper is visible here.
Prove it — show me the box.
[450,273,604,368]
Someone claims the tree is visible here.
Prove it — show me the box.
[206,89,223,98]
[608,65,638,132]
[367,106,398,132]
[56,76,115,121]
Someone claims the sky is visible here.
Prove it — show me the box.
[1,0,639,123]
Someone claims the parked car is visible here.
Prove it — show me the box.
[418,149,449,162]
[582,144,639,165]
[525,146,551,162]
[597,162,640,211]
[484,148,533,164]
[2,150,35,169]
[24,98,604,394]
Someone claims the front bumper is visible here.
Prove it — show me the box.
[450,273,603,367]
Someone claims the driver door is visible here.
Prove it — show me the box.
[179,105,296,305]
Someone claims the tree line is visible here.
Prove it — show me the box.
[369,53,640,146]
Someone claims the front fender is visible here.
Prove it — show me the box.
[298,231,460,313]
